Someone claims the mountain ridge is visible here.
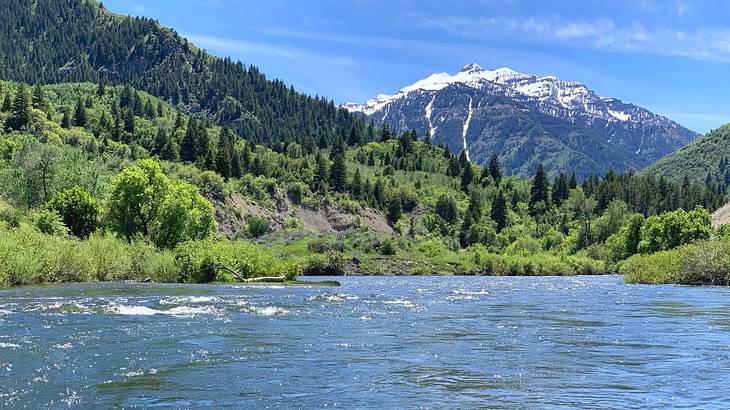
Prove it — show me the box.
[345,64,697,178]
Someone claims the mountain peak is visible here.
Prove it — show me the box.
[460,63,483,73]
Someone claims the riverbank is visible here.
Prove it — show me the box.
[0,222,608,288]
[621,238,730,286]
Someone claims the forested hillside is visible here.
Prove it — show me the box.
[0,0,362,145]
[0,80,723,286]
[645,124,730,189]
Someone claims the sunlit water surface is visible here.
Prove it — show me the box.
[2,276,730,408]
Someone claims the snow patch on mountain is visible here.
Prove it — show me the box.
[425,95,437,139]
[608,109,630,121]
[462,96,473,161]
[345,63,632,124]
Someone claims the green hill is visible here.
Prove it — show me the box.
[644,124,730,188]
[0,0,361,145]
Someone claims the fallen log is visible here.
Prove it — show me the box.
[221,265,286,282]
[242,276,286,282]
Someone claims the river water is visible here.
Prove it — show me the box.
[1,275,730,408]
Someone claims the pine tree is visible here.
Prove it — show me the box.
[458,150,469,168]
[152,127,167,155]
[424,129,432,145]
[551,173,569,207]
[351,168,362,199]
[231,148,243,179]
[491,190,508,233]
[144,99,155,118]
[61,107,72,129]
[180,117,198,163]
[123,109,134,134]
[461,163,474,192]
[31,84,47,112]
[215,128,233,178]
[488,154,502,186]
[347,126,362,146]
[529,163,550,214]
[329,138,347,192]
[447,156,461,177]
[569,172,578,189]
[1,93,11,112]
[160,135,180,162]
[74,97,87,127]
[312,152,328,193]
[367,151,375,166]
[8,83,32,130]
[387,195,402,223]
[96,81,105,97]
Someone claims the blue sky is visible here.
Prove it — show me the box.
[103,0,730,133]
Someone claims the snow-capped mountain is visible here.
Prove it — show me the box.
[345,64,697,177]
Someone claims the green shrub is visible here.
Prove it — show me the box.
[621,250,683,284]
[45,186,98,238]
[247,215,270,238]
[638,207,712,254]
[29,209,68,236]
[468,245,603,276]
[283,216,305,231]
[0,202,21,229]
[307,236,345,253]
[380,236,397,255]
[302,251,345,276]
[174,239,293,283]
[418,238,447,258]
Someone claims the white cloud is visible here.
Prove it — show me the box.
[418,16,730,63]
[185,34,356,67]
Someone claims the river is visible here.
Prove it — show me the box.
[1,275,730,408]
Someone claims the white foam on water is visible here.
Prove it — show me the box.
[0,343,20,349]
[383,300,415,308]
[109,304,220,317]
[254,306,290,316]
[452,289,490,296]
[308,293,359,303]
[54,343,73,350]
[159,296,219,305]
[447,295,478,301]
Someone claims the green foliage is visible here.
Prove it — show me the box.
[646,124,730,188]
[622,238,730,286]
[638,207,712,253]
[106,159,171,239]
[529,163,550,215]
[174,239,297,283]
[621,249,683,284]
[0,75,722,287]
[302,251,345,276]
[435,195,458,224]
[45,186,98,238]
[247,215,270,238]
[29,208,68,236]
[151,182,216,249]
[106,159,214,247]
[380,236,397,256]
[469,245,604,276]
